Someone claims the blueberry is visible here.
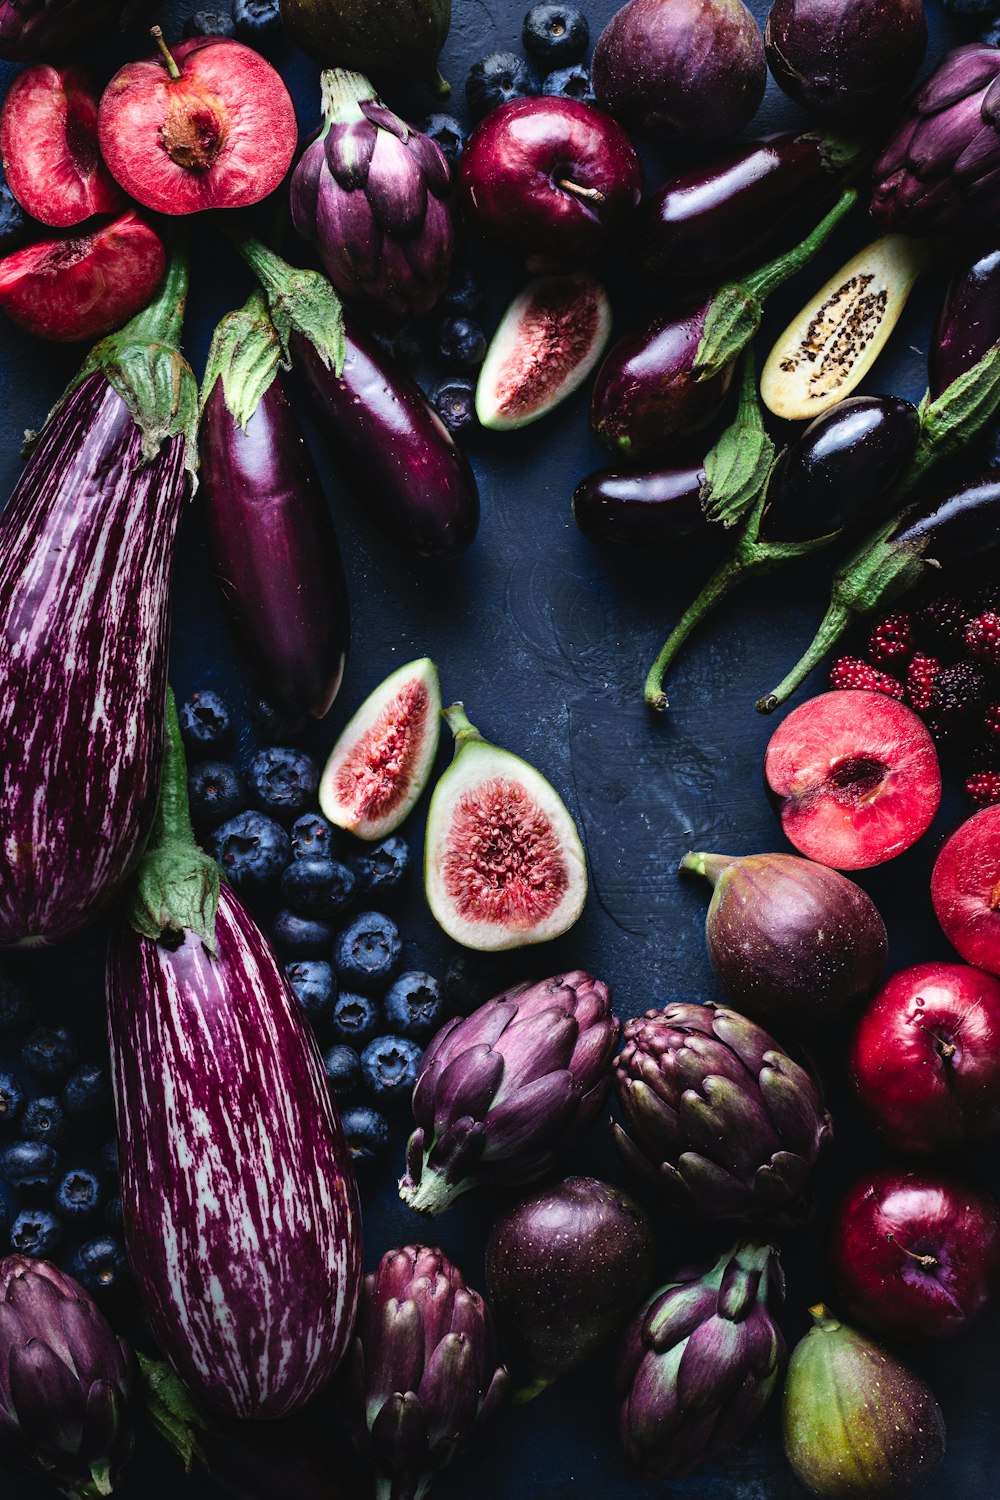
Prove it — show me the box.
[105,1196,123,1232]
[10,1208,63,1258]
[383,972,445,1041]
[330,991,381,1047]
[523,4,589,65]
[323,1045,362,1099]
[442,266,483,316]
[292,813,337,862]
[0,1073,22,1127]
[22,1097,65,1148]
[350,836,411,898]
[251,697,308,743]
[430,378,477,434]
[63,1063,109,1118]
[340,1105,390,1167]
[542,64,595,104]
[272,910,334,959]
[281,857,356,919]
[233,0,281,39]
[373,327,423,368]
[0,968,33,1031]
[466,52,537,118]
[0,181,28,254]
[189,762,245,830]
[99,1139,119,1179]
[247,747,319,823]
[208,811,291,896]
[333,913,402,991]
[54,1168,101,1220]
[438,315,487,370]
[421,113,466,166]
[178,689,231,755]
[360,1035,422,1104]
[69,1236,128,1296]
[285,960,336,1023]
[183,8,237,37]
[0,1140,58,1192]
[21,1025,77,1080]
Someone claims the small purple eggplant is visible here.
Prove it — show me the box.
[765,0,926,124]
[486,1176,654,1399]
[931,245,1000,400]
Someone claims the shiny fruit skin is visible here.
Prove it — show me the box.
[930,805,1000,977]
[764,0,926,124]
[572,462,707,548]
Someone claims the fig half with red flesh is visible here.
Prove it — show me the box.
[931,805,1000,978]
[319,659,441,842]
[424,703,588,950]
[0,64,123,228]
[763,690,941,870]
[97,31,297,215]
[0,210,166,342]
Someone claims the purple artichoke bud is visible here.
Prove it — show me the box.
[613,1003,832,1220]
[345,1244,508,1500]
[0,1256,133,1497]
[871,43,1000,234]
[399,970,620,1217]
[291,68,455,322]
[617,1239,785,1481]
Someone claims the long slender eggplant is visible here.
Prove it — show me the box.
[640,130,863,283]
[0,0,151,59]
[930,246,1000,400]
[0,249,196,947]
[200,293,349,720]
[236,234,479,559]
[107,695,361,1419]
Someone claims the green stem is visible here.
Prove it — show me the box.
[808,1303,841,1333]
[679,851,735,886]
[442,702,483,748]
[643,552,749,711]
[200,290,281,427]
[430,67,450,99]
[744,187,858,303]
[512,1375,553,1404]
[120,236,189,350]
[755,601,852,713]
[151,25,182,80]
[320,67,375,123]
[398,1165,467,1217]
[700,349,775,529]
[229,229,346,376]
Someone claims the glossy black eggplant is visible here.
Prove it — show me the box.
[765,0,926,124]
[199,294,349,721]
[930,246,1000,400]
[640,131,863,283]
[573,464,707,549]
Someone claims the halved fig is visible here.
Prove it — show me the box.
[424,703,588,950]
[319,659,442,841]
[761,234,927,421]
[0,64,123,228]
[0,210,166,342]
[476,273,612,431]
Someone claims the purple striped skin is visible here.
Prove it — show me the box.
[200,370,350,719]
[107,880,362,1419]
[0,373,186,947]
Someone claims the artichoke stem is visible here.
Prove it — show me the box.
[320,67,375,121]
[398,1168,465,1217]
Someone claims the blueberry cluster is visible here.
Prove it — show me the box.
[465,5,593,118]
[183,0,281,42]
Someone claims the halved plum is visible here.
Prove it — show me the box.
[0,64,123,228]
[0,210,166,342]
[931,806,1000,977]
[764,690,941,870]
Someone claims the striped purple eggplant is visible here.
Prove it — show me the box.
[0,249,196,947]
[200,292,350,720]
[106,694,362,1419]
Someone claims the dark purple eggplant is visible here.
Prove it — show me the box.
[930,246,1000,400]
[764,0,926,124]
[199,293,349,720]
[0,0,151,59]
[237,235,479,560]
[641,130,863,283]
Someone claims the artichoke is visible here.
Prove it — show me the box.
[871,43,1000,234]
[613,1003,832,1219]
[292,70,455,322]
[399,971,619,1217]
[345,1244,508,1500]
[0,1256,133,1497]
[617,1240,785,1482]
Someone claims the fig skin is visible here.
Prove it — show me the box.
[681,851,887,1029]
[485,1176,654,1397]
[765,0,927,125]
[783,1304,945,1498]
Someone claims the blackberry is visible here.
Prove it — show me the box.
[920,594,969,645]
[967,771,1000,807]
[932,661,989,725]
[905,653,941,714]
[867,610,914,669]
[828,657,903,698]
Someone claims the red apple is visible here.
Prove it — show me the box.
[97,30,296,216]
[0,211,166,342]
[931,805,1000,978]
[829,1166,1000,1340]
[763,690,941,870]
[851,961,1000,1154]
[0,64,123,228]
[459,95,642,265]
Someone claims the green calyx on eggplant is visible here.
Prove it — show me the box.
[783,1305,945,1497]
[681,851,887,1029]
[278,0,452,97]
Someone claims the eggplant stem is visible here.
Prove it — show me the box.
[755,601,852,713]
[744,187,858,303]
[151,25,182,80]
[557,178,606,205]
[644,553,747,711]
[123,237,189,350]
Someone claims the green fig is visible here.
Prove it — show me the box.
[783,1305,945,1498]
[278,0,452,96]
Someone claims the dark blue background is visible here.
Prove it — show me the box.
[1,0,995,1496]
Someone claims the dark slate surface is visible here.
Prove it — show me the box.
[1,1,996,1497]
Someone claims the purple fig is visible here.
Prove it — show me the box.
[765,0,927,124]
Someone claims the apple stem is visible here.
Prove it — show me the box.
[886,1233,937,1270]
[557,178,606,206]
[151,25,182,81]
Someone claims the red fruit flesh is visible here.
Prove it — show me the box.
[0,210,166,342]
[98,37,296,215]
[851,961,1000,1153]
[333,679,430,827]
[830,1166,1000,1340]
[442,778,571,927]
[931,805,1000,976]
[0,64,123,228]
[763,690,941,870]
